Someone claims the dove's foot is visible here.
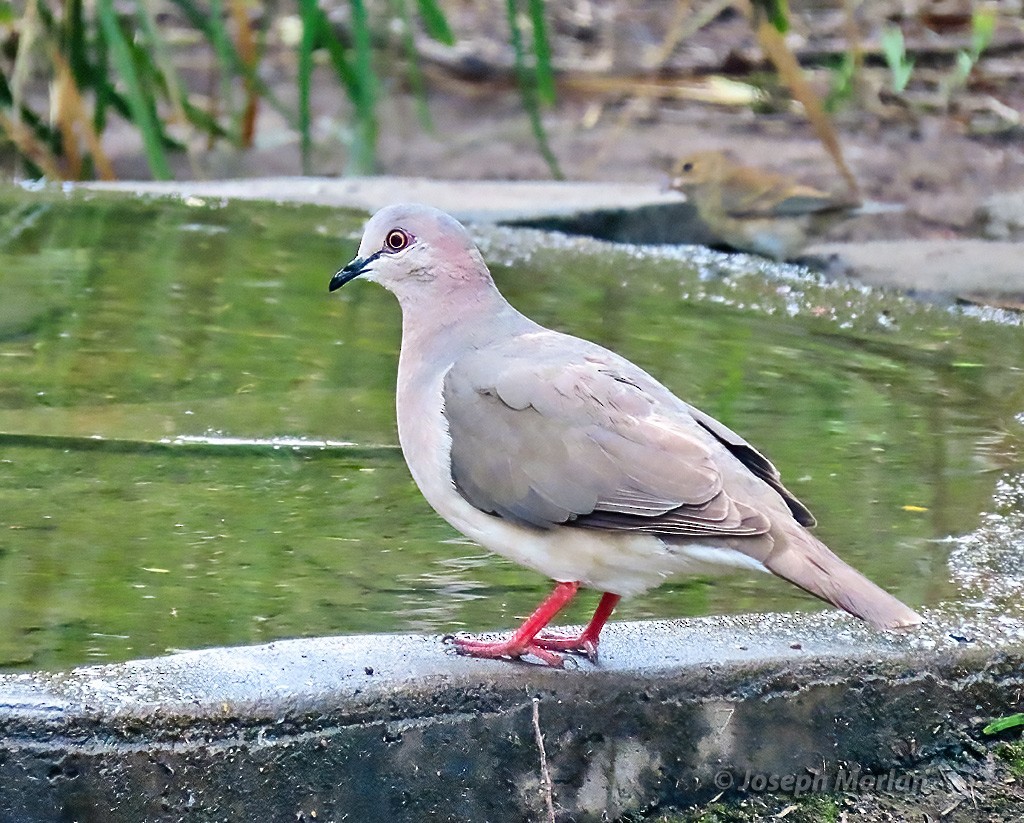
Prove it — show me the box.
[532,631,600,664]
[535,592,620,663]
[452,634,566,667]
[447,586,620,667]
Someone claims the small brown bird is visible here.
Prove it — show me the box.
[669,150,860,260]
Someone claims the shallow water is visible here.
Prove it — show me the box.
[0,188,1022,670]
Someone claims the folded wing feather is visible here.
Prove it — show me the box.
[443,337,781,537]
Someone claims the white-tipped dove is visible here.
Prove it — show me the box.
[329,203,922,667]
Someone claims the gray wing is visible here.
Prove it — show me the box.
[442,338,774,537]
[685,405,815,527]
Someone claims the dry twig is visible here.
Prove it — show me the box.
[532,697,556,823]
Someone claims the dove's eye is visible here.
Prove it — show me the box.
[385,229,411,252]
[681,162,694,173]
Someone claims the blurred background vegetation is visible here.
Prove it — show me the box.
[0,0,477,179]
[0,1,1020,184]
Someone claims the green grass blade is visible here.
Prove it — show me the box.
[527,0,555,106]
[66,0,89,80]
[138,0,226,143]
[396,0,434,130]
[180,98,230,138]
[168,0,298,130]
[205,0,240,141]
[971,7,996,60]
[91,25,146,135]
[299,0,378,174]
[505,0,562,178]
[349,0,378,174]
[0,70,13,108]
[115,12,185,152]
[769,0,790,33]
[298,0,317,174]
[753,0,790,33]
[29,0,56,33]
[96,0,172,179]
[415,0,454,45]
[881,26,914,93]
[313,6,358,93]
[984,714,1024,735]
[91,5,111,134]
[0,71,59,152]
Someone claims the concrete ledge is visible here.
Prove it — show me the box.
[78,176,687,228]
[79,176,710,246]
[806,239,1024,296]
[2,610,1022,821]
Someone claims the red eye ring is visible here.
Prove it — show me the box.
[385,228,410,252]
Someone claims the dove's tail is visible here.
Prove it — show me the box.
[764,528,923,631]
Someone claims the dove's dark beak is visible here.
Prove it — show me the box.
[329,253,377,291]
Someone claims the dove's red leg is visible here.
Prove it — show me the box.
[535,592,621,663]
[452,581,582,667]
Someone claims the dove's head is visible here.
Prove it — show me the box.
[330,204,492,301]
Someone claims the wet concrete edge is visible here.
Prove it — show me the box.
[1,609,1022,822]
